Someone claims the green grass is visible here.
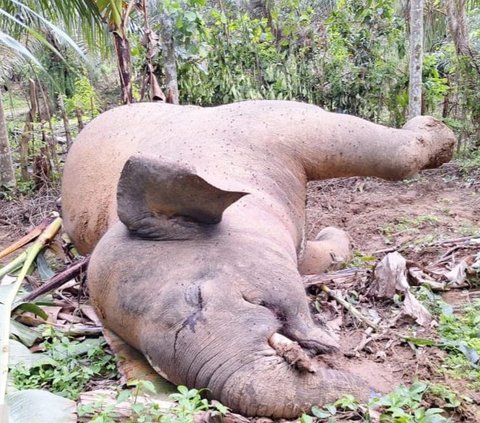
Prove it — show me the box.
[457,150,480,177]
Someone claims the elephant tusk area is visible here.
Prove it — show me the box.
[268,332,317,373]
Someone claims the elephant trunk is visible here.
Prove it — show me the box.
[147,301,371,419]
[211,332,369,418]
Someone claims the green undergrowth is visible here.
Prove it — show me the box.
[438,300,480,390]
[78,383,228,423]
[414,288,480,390]
[302,291,479,422]
[11,325,118,400]
[301,381,462,422]
[457,149,480,177]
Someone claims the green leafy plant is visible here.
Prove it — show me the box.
[438,300,480,389]
[344,250,376,268]
[78,383,228,423]
[65,76,101,119]
[369,382,452,422]
[12,325,117,400]
[301,382,460,422]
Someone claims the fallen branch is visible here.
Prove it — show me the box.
[17,256,89,304]
[319,284,378,330]
[0,216,53,260]
[303,268,367,287]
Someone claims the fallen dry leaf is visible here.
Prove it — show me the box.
[370,252,433,326]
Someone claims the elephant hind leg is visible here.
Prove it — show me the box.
[298,227,351,275]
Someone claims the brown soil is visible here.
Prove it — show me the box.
[305,162,479,421]
[307,163,479,261]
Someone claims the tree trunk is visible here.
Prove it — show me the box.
[113,32,134,105]
[58,95,73,150]
[75,108,85,132]
[408,0,424,119]
[444,0,469,56]
[0,88,15,188]
[18,80,39,182]
[159,11,179,104]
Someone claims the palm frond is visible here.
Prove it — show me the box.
[0,31,42,68]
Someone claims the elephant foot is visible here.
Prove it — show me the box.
[298,227,351,275]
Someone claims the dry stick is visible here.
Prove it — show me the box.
[319,284,379,331]
[0,216,62,406]
[353,327,374,352]
[0,216,53,260]
[303,268,366,287]
[431,235,479,246]
[17,256,89,304]
[406,260,442,278]
[60,325,102,337]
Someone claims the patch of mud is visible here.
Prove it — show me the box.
[442,289,480,310]
[318,328,408,394]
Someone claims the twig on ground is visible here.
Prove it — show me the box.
[17,256,89,304]
[319,284,378,330]
[431,235,479,246]
[303,268,367,287]
[56,324,103,337]
[353,327,374,352]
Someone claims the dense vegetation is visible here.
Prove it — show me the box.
[0,0,479,191]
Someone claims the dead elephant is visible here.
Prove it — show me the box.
[62,101,455,418]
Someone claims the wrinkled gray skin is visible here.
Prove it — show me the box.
[62,101,456,418]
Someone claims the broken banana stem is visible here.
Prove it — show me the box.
[268,333,317,373]
[320,285,379,331]
[0,216,54,260]
[0,249,29,279]
[0,215,62,405]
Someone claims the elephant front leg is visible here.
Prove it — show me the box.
[298,227,351,275]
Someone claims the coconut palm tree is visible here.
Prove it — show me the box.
[0,0,104,188]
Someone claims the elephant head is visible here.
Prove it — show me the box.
[88,154,369,418]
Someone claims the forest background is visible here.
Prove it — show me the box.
[0,0,479,191]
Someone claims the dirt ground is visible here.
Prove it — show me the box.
[1,161,479,420]
[305,162,480,420]
[306,163,479,260]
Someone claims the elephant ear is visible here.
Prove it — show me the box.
[117,155,248,240]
